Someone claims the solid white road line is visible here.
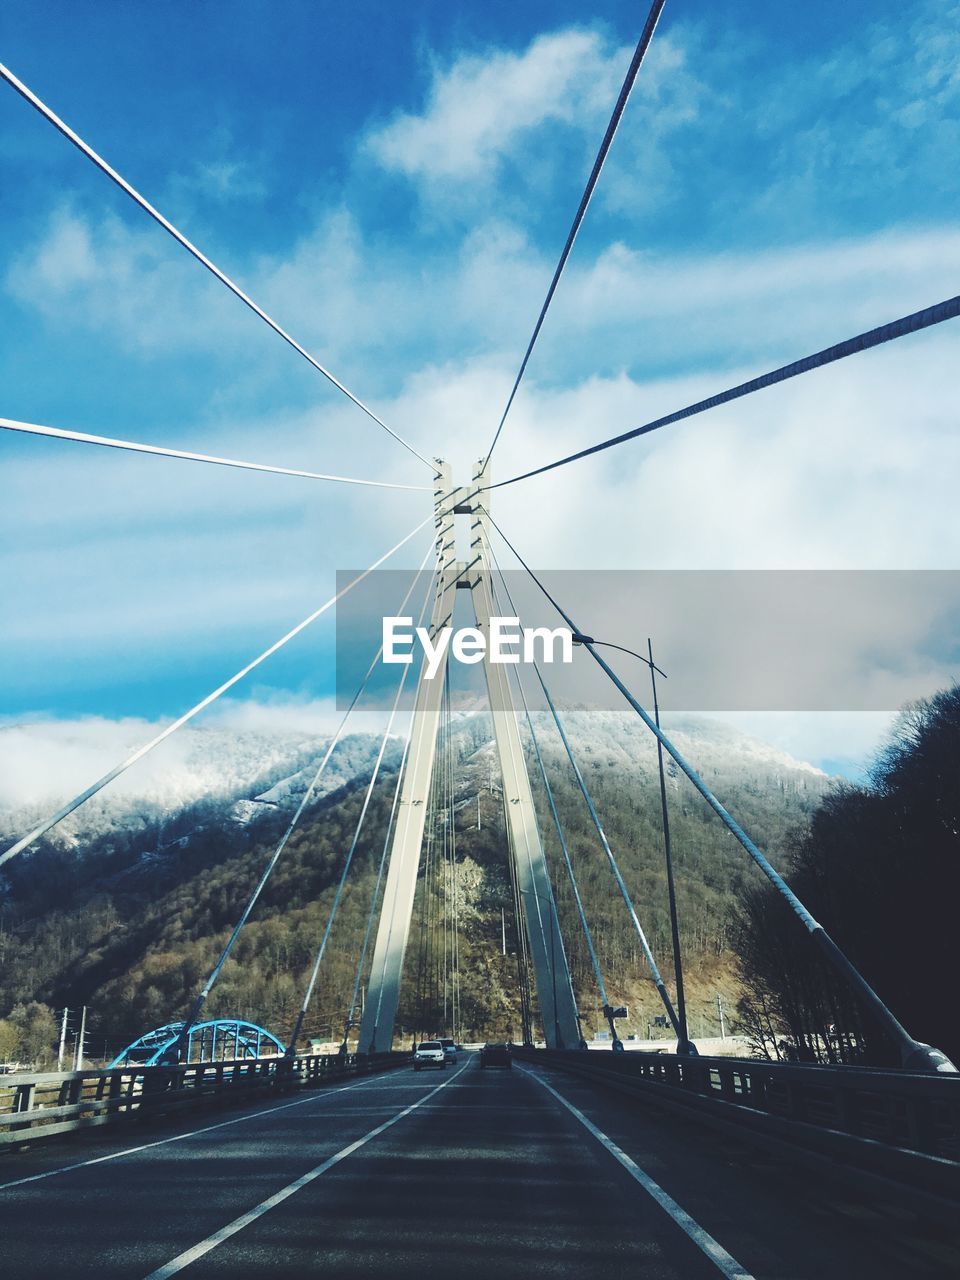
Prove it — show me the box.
[0,1067,411,1192]
[517,1065,755,1280]
[144,1060,472,1279]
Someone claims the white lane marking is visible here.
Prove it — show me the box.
[517,1065,755,1280]
[0,1067,413,1192]
[144,1060,472,1279]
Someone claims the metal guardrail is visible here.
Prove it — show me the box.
[0,1050,409,1148]
[515,1048,960,1219]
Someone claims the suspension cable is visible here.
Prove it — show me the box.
[487,536,678,1037]
[488,568,593,1039]
[481,0,667,469]
[363,551,481,1044]
[487,550,609,1028]
[1,417,432,491]
[441,661,462,1041]
[486,292,960,490]
[506,779,534,1046]
[342,722,414,1048]
[486,513,956,1070]
[448,662,461,1042]
[442,665,451,1031]
[287,556,438,1055]
[487,587,556,1034]
[0,512,435,867]
[0,62,432,470]
[414,745,439,1040]
[173,544,436,1050]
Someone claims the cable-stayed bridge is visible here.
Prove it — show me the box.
[2,4,959,1276]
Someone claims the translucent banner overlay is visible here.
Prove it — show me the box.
[335,569,960,713]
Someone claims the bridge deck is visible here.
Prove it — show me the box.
[1,1054,955,1278]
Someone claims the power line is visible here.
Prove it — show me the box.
[481,1,667,470]
[0,61,432,470]
[488,293,960,490]
[0,513,435,867]
[1,417,432,491]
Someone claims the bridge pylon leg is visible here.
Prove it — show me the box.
[467,460,581,1049]
[358,460,581,1052]
[357,462,460,1053]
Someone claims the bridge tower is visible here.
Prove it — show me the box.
[357,461,581,1051]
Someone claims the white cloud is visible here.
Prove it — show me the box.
[0,715,226,811]
[695,711,896,781]
[0,698,403,824]
[485,331,960,573]
[4,11,959,761]
[365,24,702,218]
[752,3,960,218]
[367,29,621,183]
[5,205,244,354]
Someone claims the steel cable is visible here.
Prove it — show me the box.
[484,513,947,1065]
[487,549,609,1023]
[343,724,414,1048]
[287,553,438,1053]
[0,512,435,867]
[488,293,960,490]
[482,0,667,468]
[1,417,431,491]
[487,534,678,1036]
[175,544,436,1047]
[0,61,432,469]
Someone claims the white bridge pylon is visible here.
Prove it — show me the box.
[358,460,581,1051]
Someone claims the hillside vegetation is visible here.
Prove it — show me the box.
[735,685,960,1067]
[0,712,830,1063]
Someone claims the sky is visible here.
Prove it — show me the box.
[1,0,959,784]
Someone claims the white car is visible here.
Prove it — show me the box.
[414,1040,446,1071]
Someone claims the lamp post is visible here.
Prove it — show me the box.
[571,633,696,1057]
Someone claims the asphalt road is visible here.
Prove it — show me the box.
[1,1054,956,1278]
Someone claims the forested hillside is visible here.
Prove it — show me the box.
[0,712,831,1065]
[735,685,960,1068]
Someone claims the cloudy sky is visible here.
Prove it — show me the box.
[2,0,958,782]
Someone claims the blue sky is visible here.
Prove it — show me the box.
[2,0,959,780]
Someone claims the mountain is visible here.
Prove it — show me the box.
[0,720,386,854]
[0,712,833,1062]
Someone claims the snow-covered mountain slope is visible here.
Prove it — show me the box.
[0,710,829,858]
[0,720,385,853]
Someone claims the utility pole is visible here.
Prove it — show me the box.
[74,1005,87,1070]
[57,1007,69,1072]
[477,791,482,831]
[501,907,506,956]
[717,993,726,1040]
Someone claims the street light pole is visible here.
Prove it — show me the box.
[648,637,696,1057]
[571,631,696,1056]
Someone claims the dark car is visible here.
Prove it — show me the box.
[479,1042,511,1069]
